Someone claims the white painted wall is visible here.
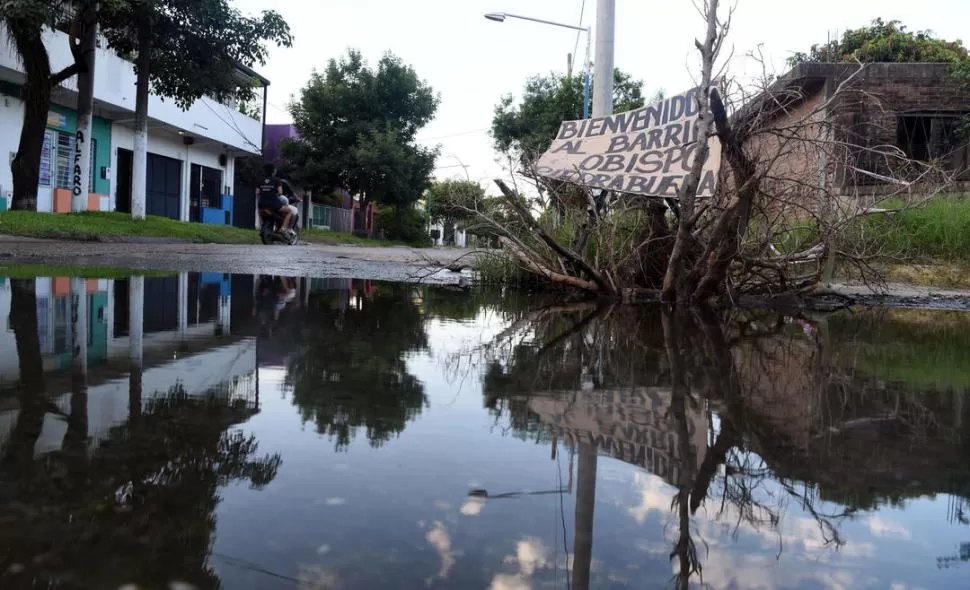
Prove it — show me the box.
[110,124,232,220]
[0,94,24,208]
[0,27,263,155]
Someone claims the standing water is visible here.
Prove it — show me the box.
[0,272,967,589]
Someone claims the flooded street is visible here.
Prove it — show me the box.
[0,272,968,589]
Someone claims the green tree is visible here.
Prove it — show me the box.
[282,49,440,216]
[99,0,292,218]
[788,18,969,66]
[1,0,93,210]
[427,179,487,245]
[491,69,645,159]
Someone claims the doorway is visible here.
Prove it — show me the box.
[146,153,181,220]
[115,148,133,213]
[190,164,224,222]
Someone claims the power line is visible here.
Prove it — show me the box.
[572,0,588,75]
[416,128,489,142]
[199,99,262,153]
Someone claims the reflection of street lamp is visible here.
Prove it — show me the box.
[485,11,591,119]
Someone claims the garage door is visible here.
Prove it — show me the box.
[147,153,182,220]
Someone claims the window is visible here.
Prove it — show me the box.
[39,131,53,187]
[52,297,69,355]
[54,131,73,189]
[897,114,962,162]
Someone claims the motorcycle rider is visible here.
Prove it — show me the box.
[256,164,297,236]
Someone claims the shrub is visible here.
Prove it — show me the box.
[376,206,432,247]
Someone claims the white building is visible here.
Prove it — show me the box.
[0,20,267,223]
[429,220,468,247]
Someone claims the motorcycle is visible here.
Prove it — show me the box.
[259,195,301,245]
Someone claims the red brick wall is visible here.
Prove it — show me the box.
[830,63,968,185]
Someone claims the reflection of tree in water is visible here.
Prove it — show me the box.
[475,301,970,588]
[0,283,281,589]
[286,285,429,451]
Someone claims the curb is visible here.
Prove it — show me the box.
[93,235,197,244]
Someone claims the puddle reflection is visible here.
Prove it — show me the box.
[0,272,966,589]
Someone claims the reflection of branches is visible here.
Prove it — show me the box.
[465,275,969,589]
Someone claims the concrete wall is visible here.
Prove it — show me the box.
[831,63,970,184]
[0,27,263,155]
[745,62,970,199]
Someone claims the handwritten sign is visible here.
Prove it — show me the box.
[535,86,722,198]
[72,130,85,197]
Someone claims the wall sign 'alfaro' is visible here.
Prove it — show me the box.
[534,86,722,198]
[72,130,85,197]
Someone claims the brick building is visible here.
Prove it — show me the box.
[741,62,970,195]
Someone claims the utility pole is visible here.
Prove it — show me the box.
[591,0,615,214]
[591,0,615,119]
[72,2,99,212]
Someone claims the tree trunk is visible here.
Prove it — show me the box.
[661,1,721,304]
[131,19,152,220]
[72,4,100,213]
[2,279,47,472]
[5,14,85,212]
[6,26,54,211]
[637,201,674,289]
[691,89,759,303]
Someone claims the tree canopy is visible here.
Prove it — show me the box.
[788,18,969,67]
[282,49,440,209]
[427,179,487,225]
[491,69,645,159]
[99,0,292,110]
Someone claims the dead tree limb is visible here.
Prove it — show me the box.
[494,179,616,296]
[661,0,721,304]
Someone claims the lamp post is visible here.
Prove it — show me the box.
[485,11,591,119]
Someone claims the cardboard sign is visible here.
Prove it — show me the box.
[535,85,722,198]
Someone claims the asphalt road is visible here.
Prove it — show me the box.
[0,237,479,284]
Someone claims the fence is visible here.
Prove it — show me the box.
[311,204,353,233]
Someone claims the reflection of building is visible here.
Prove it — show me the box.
[0,274,257,456]
[524,387,708,486]
[0,274,234,381]
[0,276,110,376]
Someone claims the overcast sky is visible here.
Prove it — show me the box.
[232,0,967,193]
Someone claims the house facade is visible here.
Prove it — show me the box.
[263,123,299,166]
[743,62,970,198]
[0,23,268,225]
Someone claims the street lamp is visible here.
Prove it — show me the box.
[485,11,591,119]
